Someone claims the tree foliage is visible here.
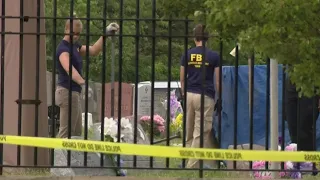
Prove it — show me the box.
[159,0,320,97]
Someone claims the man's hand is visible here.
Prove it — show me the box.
[106,22,120,35]
[78,79,85,86]
[214,99,222,113]
[79,23,120,56]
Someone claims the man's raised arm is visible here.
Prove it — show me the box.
[79,22,119,56]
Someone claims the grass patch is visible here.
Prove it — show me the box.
[132,138,236,178]
[3,167,50,176]
[127,157,239,178]
[129,169,236,178]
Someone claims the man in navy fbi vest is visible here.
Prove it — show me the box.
[180,24,221,168]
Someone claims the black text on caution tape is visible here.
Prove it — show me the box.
[0,136,6,142]
[304,154,320,162]
[62,141,121,153]
[179,150,242,160]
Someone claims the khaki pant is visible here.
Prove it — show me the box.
[55,86,82,138]
[185,92,218,168]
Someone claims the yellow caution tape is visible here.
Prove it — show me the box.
[0,135,319,162]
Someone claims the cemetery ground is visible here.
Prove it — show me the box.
[2,139,319,179]
[1,160,232,178]
[3,163,319,180]
[2,167,319,179]
[2,131,319,178]
[0,138,240,178]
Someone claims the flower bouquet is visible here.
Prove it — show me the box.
[97,117,134,176]
[139,114,165,136]
[161,89,183,122]
[252,143,317,179]
[161,89,183,135]
[170,113,183,136]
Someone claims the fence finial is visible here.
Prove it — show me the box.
[230,44,241,57]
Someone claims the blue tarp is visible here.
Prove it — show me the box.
[213,65,320,150]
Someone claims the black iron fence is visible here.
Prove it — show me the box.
[0,0,319,178]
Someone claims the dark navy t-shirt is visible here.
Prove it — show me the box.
[56,40,83,93]
[180,46,220,99]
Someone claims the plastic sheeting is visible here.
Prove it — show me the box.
[213,65,320,150]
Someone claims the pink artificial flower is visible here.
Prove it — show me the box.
[154,120,164,126]
[157,125,165,132]
[285,143,297,151]
[139,114,166,134]
[154,114,164,122]
[252,161,272,179]
[253,160,292,179]
[154,114,165,125]
[140,116,150,122]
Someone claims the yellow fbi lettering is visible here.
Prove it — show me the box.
[62,141,121,153]
[191,54,202,62]
[179,150,242,160]
[189,54,208,68]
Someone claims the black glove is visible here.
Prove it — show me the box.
[214,99,222,113]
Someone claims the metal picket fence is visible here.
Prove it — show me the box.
[0,0,318,178]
